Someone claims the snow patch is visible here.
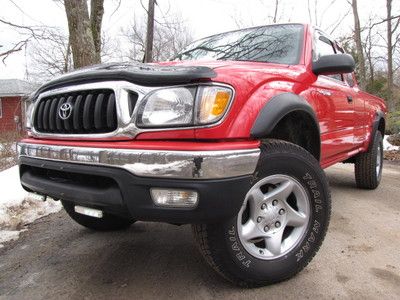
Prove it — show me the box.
[384,135,400,151]
[0,230,25,246]
[0,166,61,247]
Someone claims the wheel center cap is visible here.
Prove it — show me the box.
[258,200,286,232]
[263,203,280,220]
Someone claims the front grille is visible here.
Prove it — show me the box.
[33,89,118,134]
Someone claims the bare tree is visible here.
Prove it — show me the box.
[305,0,349,35]
[272,0,279,23]
[0,18,52,63]
[28,29,72,81]
[386,0,400,110]
[348,0,367,89]
[64,0,104,68]
[123,13,193,62]
[27,29,118,83]
[91,0,104,63]
[144,0,156,62]
[365,20,377,84]
[230,0,282,28]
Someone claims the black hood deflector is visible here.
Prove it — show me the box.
[36,62,217,94]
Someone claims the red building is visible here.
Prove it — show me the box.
[0,79,37,133]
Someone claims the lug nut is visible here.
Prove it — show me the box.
[259,249,264,254]
[257,216,262,223]
[261,203,267,209]
[264,225,269,232]
[275,221,281,228]
[279,208,285,215]
[272,200,278,206]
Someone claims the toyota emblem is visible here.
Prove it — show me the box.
[59,103,73,120]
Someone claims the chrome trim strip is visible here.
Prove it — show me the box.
[17,142,260,179]
[29,81,235,141]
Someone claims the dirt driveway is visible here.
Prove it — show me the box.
[0,163,399,299]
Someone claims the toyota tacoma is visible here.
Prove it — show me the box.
[18,23,387,287]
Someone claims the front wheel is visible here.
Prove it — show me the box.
[192,140,331,287]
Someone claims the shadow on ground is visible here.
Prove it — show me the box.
[1,163,399,299]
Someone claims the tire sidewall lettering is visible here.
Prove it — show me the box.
[226,164,328,271]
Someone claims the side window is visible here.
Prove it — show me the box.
[0,98,2,118]
[344,73,355,87]
[314,36,335,59]
[335,45,355,87]
[314,35,343,82]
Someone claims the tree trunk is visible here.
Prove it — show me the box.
[351,0,367,90]
[273,0,279,23]
[145,0,155,63]
[386,0,394,111]
[90,0,104,63]
[64,0,104,69]
[366,26,374,85]
[64,36,71,73]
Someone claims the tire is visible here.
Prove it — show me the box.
[192,140,331,287]
[61,200,134,231]
[355,131,383,190]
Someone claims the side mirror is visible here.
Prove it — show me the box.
[312,54,355,75]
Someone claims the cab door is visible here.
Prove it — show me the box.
[343,72,366,148]
[335,43,366,149]
[311,33,356,162]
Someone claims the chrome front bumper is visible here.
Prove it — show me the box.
[17,142,260,179]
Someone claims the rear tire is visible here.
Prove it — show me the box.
[355,131,383,189]
[61,200,134,231]
[192,140,331,287]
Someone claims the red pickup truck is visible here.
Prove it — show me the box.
[18,23,386,287]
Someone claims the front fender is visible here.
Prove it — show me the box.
[250,92,319,138]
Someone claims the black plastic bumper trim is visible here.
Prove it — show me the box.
[19,157,253,224]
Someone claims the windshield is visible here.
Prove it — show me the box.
[174,24,304,65]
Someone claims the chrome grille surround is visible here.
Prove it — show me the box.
[29,81,235,140]
[30,81,152,140]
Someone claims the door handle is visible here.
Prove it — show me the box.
[347,95,353,103]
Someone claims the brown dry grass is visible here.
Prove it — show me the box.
[384,150,400,161]
[0,131,22,171]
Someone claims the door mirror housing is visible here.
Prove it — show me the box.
[312,54,355,76]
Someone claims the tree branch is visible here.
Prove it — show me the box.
[370,14,400,28]
[0,39,30,63]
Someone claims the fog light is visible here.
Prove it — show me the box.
[151,188,198,208]
[27,192,46,202]
[74,206,103,218]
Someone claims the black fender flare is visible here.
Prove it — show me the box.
[369,111,385,151]
[251,92,320,138]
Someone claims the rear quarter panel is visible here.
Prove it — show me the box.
[361,91,387,150]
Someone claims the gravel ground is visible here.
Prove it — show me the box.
[0,163,399,300]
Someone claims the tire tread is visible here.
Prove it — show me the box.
[192,139,331,287]
[355,131,382,189]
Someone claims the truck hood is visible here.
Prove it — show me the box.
[36,60,307,95]
[35,62,217,94]
[159,60,308,88]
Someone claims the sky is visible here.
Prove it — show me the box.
[0,0,393,81]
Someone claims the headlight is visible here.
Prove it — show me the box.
[24,96,35,130]
[137,87,196,127]
[136,85,233,128]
